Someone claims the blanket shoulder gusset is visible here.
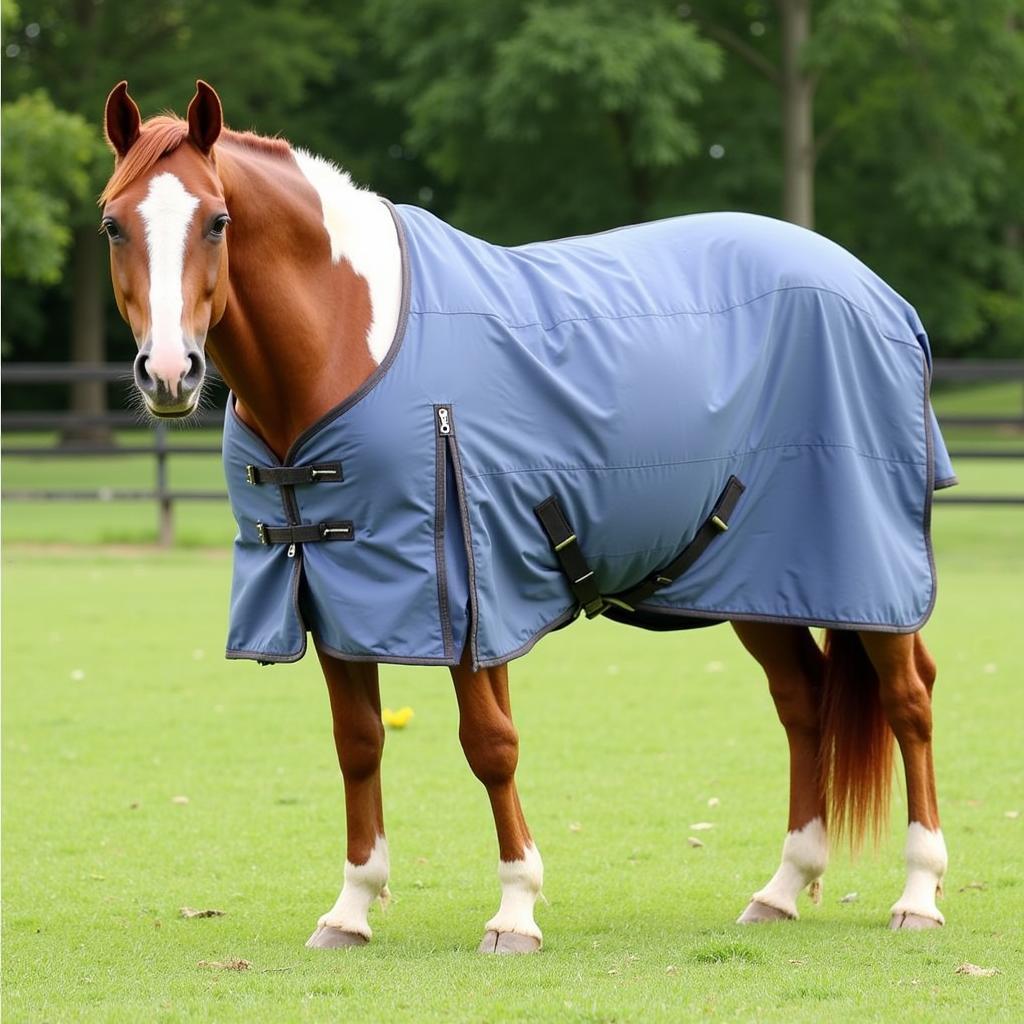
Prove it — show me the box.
[223,205,955,668]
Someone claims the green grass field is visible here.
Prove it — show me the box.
[2,385,1022,1021]
[3,450,1023,1020]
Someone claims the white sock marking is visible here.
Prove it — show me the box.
[318,834,390,939]
[291,148,401,364]
[748,817,829,919]
[485,843,544,942]
[891,822,946,923]
[137,173,199,394]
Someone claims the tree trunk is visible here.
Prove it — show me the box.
[64,225,112,444]
[779,0,815,228]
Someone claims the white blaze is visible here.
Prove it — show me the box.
[137,173,200,394]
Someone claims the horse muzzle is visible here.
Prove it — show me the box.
[133,342,206,417]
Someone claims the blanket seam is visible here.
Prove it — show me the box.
[466,439,928,480]
[409,284,921,348]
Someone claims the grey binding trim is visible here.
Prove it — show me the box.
[443,420,481,668]
[917,348,940,631]
[434,404,455,662]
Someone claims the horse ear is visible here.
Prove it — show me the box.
[187,80,222,156]
[104,81,141,159]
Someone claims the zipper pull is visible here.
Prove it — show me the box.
[436,406,452,436]
[287,542,296,558]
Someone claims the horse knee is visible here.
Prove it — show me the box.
[335,716,385,782]
[460,717,519,788]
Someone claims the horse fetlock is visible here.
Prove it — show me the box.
[318,835,389,940]
[484,843,544,942]
[749,818,829,919]
[888,824,946,925]
[892,827,946,925]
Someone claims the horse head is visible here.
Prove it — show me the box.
[100,81,229,418]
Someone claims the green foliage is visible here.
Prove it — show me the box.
[0,0,1021,359]
[370,0,721,238]
[811,0,1024,355]
[0,90,103,283]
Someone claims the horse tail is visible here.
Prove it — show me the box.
[819,629,894,849]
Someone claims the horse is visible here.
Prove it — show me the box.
[99,80,952,953]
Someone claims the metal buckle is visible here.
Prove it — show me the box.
[310,467,338,479]
[711,515,728,532]
[554,533,577,553]
[320,525,352,539]
[655,575,673,586]
[246,465,257,485]
[573,569,594,585]
[256,521,267,544]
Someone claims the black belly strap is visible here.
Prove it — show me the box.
[533,496,606,618]
[535,475,745,619]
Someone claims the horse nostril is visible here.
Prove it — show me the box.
[183,350,205,388]
[133,350,156,393]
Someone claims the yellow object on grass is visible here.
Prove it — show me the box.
[382,706,414,729]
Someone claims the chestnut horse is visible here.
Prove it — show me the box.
[99,81,947,952]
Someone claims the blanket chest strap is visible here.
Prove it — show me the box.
[256,521,354,545]
[246,462,343,486]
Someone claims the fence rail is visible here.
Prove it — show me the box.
[2,359,1022,542]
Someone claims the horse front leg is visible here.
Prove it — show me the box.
[450,653,543,954]
[732,622,829,923]
[860,631,946,930]
[306,649,389,949]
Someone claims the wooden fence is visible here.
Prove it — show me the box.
[2,359,1022,544]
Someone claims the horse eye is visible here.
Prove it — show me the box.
[101,218,122,241]
[208,214,230,238]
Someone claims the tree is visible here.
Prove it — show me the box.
[367,0,721,241]
[683,0,1024,353]
[1,90,101,287]
[811,0,1024,354]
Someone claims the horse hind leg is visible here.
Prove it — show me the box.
[859,631,946,930]
[450,654,542,954]
[732,622,829,923]
[306,649,389,949]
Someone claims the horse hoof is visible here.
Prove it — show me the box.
[736,900,794,924]
[889,912,942,931]
[305,925,369,949]
[477,930,541,954]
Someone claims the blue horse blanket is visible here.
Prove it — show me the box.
[224,205,956,668]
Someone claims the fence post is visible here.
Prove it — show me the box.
[154,420,174,547]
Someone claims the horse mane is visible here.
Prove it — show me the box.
[99,115,293,205]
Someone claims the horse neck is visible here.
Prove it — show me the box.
[207,139,401,459]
